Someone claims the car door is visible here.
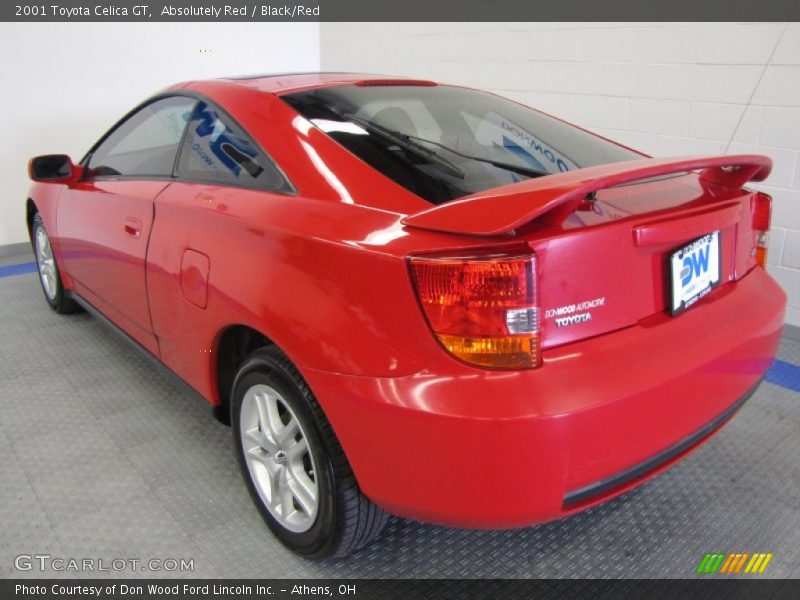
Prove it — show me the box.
[57,96,196,355]
[146,98,295,394]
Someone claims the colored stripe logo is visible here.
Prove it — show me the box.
[696,552,773,574]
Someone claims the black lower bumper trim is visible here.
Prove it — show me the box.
[563,378,763,508]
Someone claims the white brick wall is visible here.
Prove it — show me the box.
[320,22,800,326]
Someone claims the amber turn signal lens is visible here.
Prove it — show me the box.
[752,192,772,269]
[437,334,540,369]
[755,241,768,269]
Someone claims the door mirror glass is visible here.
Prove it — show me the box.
[29,154,77,183]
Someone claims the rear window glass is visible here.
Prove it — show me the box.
[282,85,642,205]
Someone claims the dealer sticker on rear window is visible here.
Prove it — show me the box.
[670,231,721,315]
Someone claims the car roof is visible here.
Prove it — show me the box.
[175,72,438,95]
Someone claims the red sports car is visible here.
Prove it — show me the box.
[26,73,785,558]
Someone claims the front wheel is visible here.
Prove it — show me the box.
[32,214,80,314]
[231,346,388,558]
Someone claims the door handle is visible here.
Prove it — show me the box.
[124,217,142,238]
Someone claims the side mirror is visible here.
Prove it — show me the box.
[28,154,81,183]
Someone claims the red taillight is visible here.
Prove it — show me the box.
[752,192,772,268]
[408,251,540,369]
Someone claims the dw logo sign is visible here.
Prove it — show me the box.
[670,231,721,315]
[680,244,712,286]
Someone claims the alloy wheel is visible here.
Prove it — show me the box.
[239,383,319,533]
[35,226,57,301]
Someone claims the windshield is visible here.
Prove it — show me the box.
[282,84,643,205]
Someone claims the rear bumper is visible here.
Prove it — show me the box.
[563,378,760,508]
[304,267,785,527]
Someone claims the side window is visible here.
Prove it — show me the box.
[176,101,291,192]
[87,96,195,178]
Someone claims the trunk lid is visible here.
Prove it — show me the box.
[402,155,771,349]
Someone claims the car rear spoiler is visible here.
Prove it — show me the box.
[401,154,772,237]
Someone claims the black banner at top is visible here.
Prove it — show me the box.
[3,0,800,22]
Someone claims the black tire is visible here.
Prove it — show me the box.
[231,346,388,558]
[31,214,80,314]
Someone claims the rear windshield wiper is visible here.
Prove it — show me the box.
[341,112,466,180]
[405,135,550,179]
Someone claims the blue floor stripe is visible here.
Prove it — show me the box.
[0,261,36,278]
[765,359,800,393]
[1,259,800,394]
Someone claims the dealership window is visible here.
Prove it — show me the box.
[86,96,196,178]
[176,101,291,192]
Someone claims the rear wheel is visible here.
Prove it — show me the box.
[231,346,388,558]
[32,214,79,314]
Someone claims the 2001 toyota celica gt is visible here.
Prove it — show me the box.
[26,73,785,558]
